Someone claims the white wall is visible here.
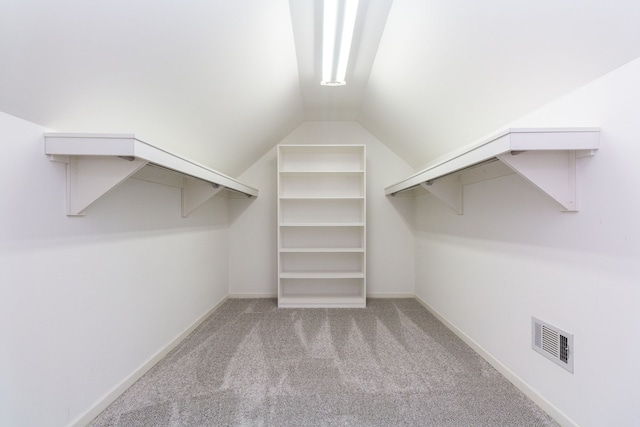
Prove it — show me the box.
[415,58,640,426]
[0,112,230,426]
[229,121,416,298]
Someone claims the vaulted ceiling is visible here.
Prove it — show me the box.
[2,0,640,176]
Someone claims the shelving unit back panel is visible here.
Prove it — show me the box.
[279,146,364,172]
[280,199,364,224]
[280,278,364,297]
[281,252,364,273]
[279,174,364,198]
[280,226,364,249]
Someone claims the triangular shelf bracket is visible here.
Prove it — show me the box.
[420,175,463,215]
[497,150,586,212]
[56,155,148,216]
[182,177,224,217]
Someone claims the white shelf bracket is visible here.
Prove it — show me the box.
[497,150,582,211]
[420,174,463,215]
[62,156,148,216]
[181,177,224,218]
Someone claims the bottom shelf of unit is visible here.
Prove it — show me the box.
[280,271,364,279]
[278,277,366,308]
[278,295,365,308]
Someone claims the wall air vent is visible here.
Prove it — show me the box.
[532,317,574,373]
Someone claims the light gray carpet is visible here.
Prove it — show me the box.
[90,299,557,426]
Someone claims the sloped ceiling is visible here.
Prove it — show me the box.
[359,0,640,169]
[0,0,303,176]
[2,0,640,176]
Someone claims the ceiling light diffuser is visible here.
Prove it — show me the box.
[321,0,359,86]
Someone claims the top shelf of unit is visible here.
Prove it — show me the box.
[384,128,600,212]
[279,144,365,173]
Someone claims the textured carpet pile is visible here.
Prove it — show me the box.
[90,298,556,426]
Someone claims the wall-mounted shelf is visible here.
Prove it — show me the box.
[385,128,600,213]
[44,133,258,216]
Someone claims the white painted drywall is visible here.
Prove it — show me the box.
[0,112,230,427]
[415,57,640,426]
[228,121,416,298]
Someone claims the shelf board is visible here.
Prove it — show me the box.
[280,196,365,200]
[385,127,600,213]
[279,170,364,175]
[279,248,364,253]
[279,222,365,227]
[278,144,366,152]
[278,294,366,308]
[280,271,365,279]
[45,133,258,216]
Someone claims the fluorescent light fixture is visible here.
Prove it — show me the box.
[321,0,359,86]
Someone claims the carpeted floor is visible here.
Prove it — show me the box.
[90,298,557,426]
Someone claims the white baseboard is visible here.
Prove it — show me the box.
[413,295,578,427]
[69,296,229,427]
[367,292,415,298]
[228,292,277,298]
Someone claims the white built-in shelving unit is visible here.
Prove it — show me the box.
[277,144,366,308]
[385,128,600,213]
[44,133,258,216]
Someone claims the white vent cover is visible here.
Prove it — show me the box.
[532,317,574,373]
